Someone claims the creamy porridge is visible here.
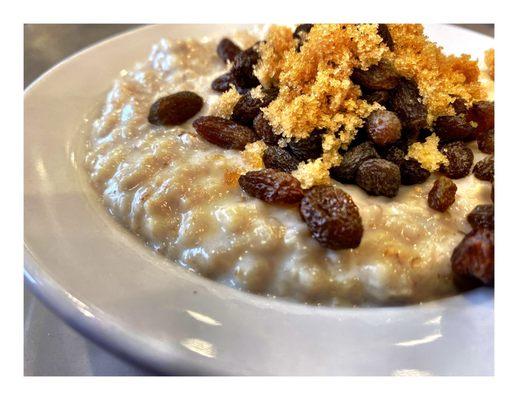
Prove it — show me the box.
[85,25,494,306]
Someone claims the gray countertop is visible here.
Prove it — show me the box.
[24,24,153,376]
[24,23,494,376]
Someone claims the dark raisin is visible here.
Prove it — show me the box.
[467,204,494,230]
[231,47,260,89]
[416,127,433,143]
[452,98,468,114]
[299,185,363,249]
[363,89,390,105]
[440,141,474,179]
[294,24,313,50]
[288,130,324,161]
[356,159,400,197]
[451,229,494,285]
[401,127,421,144]
[348,126,369,148]
[473,155,494,182]
[148,91,203,126]
[293,24,313,39]
[377,24,394,51]
[477,129,494,154]
[231,92,263,126]
[216,38,241,63]
[253,112,279,145]
[388,78,427,131]
[400,158,430,185]
[262,146,299,172]
[192,116,256,150]
[491,182,494,202]
[383,146,405,166]
[351,60,400,91]
[467,101,494,134]
[239,169,303,204]
[235,85,252,95]
[433,114,477,143]
[390,137,411,153]
[261,86,279,106]
[366,110,402,146]
[211,72,235,92]
[428,176,457,212]
[330,142,380,183]
[232,87,278,127]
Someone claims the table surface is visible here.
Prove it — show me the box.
[24,23,494,376]
[24,24,154,376]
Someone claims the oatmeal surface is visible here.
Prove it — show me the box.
[85,27,493,305]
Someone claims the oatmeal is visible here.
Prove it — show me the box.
[85,25,494,305]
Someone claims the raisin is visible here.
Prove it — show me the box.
[428,176,457,212]
[236,85,252,95]
[231,47,260,89]
[440,141,474,179]
[330,142,380,183]
[192,116,256,150]
[232,87,278,127]
[388,78,427,131]
[216,38,241,63]
[211,72,235,92]
[451,229,494,285]
[148,91,203,126]
[239,169,303,204]
[491,182,494,202]
[452,98,468,114]
[363,89,390,105]
[400,158,430,185]
[377,24,394,51]
[473,155,494,182]
[467,204,494,230]
[288,130,324,161]
[253,112,279,145]
[433,114,477,143]
[401,127,421,145]
[348,126,369,148]
[261,86,279,106]
[299,185,363,249]
[351,60,400,91]
[467,101,494,134]
[356,159,400,197]
[293,24,313,50]
[262,146,299,172]
[477,129,494,154]
[231,92,263,126]
[383,146,405,166]
[293,24,313,39]
[390,137,411,153]
[416,128,433,143]
[366,110,402,146]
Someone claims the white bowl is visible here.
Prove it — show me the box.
[24,24,494,375]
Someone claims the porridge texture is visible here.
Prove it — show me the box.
[85,25,493,305]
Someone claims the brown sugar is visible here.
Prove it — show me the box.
[224,141,267,188]
[242,140,267,169]
[407,134,448,172]
[485,48,494,80]
[210,85,241,118]
[224,167,242,188]
[239,24,487,188]
[258,24,387,140]
[388,24,485,122]
[254,25,295,89]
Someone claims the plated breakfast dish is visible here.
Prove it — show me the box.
[84,24,494,306]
